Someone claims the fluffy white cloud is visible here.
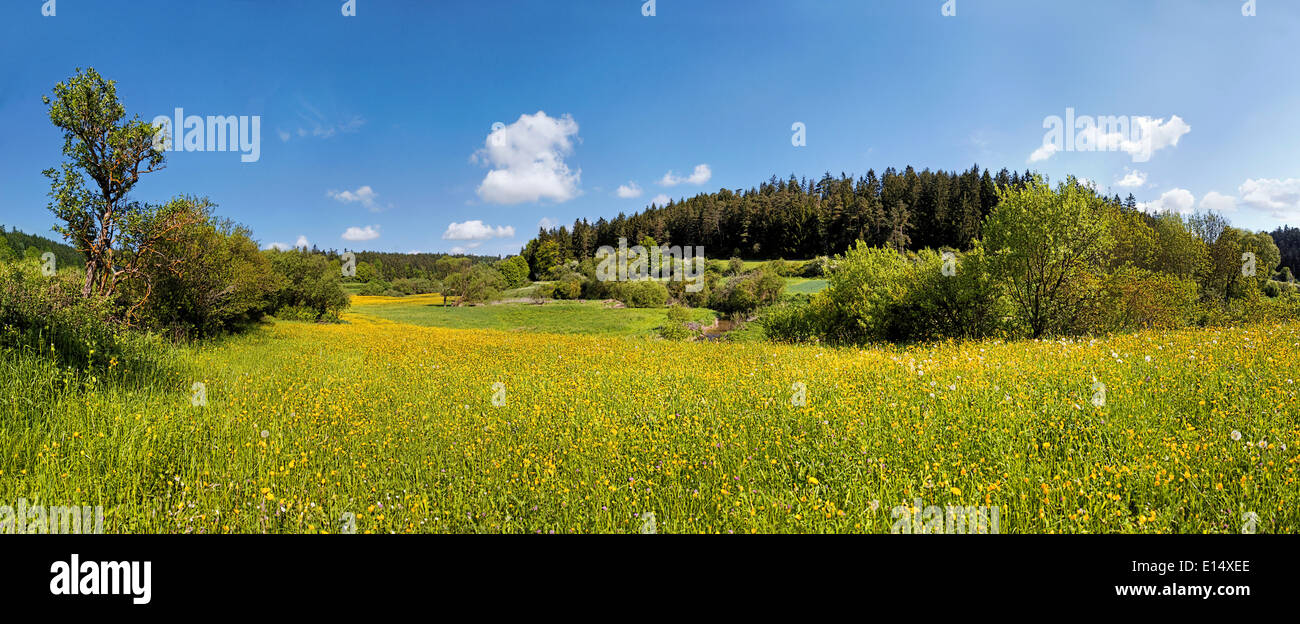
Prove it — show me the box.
[659,164,712,187]
[1238,178,1300,220]
[616,182,643,198]
[1029,114,1190,163]
[265,242,291,251]
[474,112,581,204]
[650,194,672,206]
[537,217,558,230]
[328,186,379,211]
[341,225,381,241]
[442,220,515,241]
[1137,188,1196,215]
[1199,191,1237,213]
[1028,143,1059,163]
[1116,169,1148,188]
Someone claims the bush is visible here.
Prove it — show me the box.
[552,273,584,299]
[358,280,391,296]
[122,205,277,339]
[760,300,829,343]
[496,256,531,290]
[610,280,669,308]
[266,250,350,319]
[392,277,439,295]
[0,259,125,370]
[764,244,1005,344]
[764,259,792,277]
[1066,267,1197,334]
[274,305,321,321]
[658,305,697,341]
[710,268,785,315]
[444,264,505,304]
[800,256,833,277]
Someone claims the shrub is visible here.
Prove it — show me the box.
[0,259,122,370]
[358,280,391,296]
[392,277,439,295]
[496,256,531,290]
[444,264,505,304]
[658,305,696,341]
[760,300,829,343]
[710,268,785,315]
[266,250,350,319]
[122,206,277,339]
[610,280,669,308]
[800,256,832,277]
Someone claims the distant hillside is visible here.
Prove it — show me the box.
[0,225,83,268]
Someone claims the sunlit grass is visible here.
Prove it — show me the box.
[2,299,1297,533]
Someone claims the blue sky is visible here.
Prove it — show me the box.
[2,0,1299,256]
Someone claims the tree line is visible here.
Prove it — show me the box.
[521,166,1155,278]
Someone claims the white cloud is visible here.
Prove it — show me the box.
[1028,114,1190,163]
[264,235,310,251]
[449,243,482,254]
[1137,188,1196,215]
[537,217,558,230]
[616,182,643,198]
[1199,191,1237,213]
[341,225,381,242]
[1079,116,1190,162]
[474,111,582,204]
[442,220,515,241]
[1116,169,1148,188]
[650,194,672,206]
[1134,116,1191,156]
[1238,178,1300,220]
[1028,143,1059,163]
[659,164,712,187]
[328,186,380,211]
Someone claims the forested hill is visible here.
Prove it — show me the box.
[0,225,83,268]
[523,166,1141,263]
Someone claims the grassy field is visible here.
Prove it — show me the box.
[349,294,715,337]
[784,278,828,295]
[2,297,1298,534]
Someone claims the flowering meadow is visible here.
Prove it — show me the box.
[2,296,1297,533]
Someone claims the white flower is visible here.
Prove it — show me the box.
[1231,430,1242,442]
[1145,355,1151,363]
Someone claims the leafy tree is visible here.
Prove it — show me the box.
[496,255,530,289]
[42,68,176,299]
[444,264,505,304]
[983,178,1113,338]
